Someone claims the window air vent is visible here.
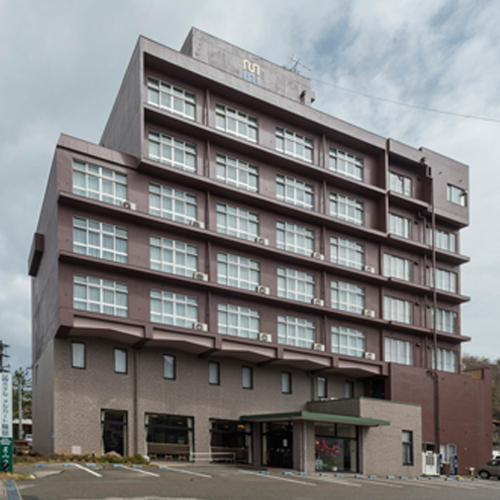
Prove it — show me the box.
[189,219,205,229]
[121,200,136,210]
[312,252,325,261]
[256,285,270,295]
[311,298,324,307]
[364,265,376,274]
[363,309,376,318]
[313,343,325,352]
[259,333,272,342]
[193,272,208,282]
[364,352,376,360]
[193,322,208,332]
[255,236,269,246]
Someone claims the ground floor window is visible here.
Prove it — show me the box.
[402,430,413,465]
[210,419,253,464]
[262,422,293,468]
[145,413,193,461]
[315,423,358,472]
[101,410,127,456]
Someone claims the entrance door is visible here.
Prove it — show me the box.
[263,422,293,468]
[101,410,127,456]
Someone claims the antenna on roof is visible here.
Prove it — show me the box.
[287,55,312,75]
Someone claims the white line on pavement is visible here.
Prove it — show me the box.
[73,463,102,477]
[163,467,212,478]
[312,476,362,487]
[357,478,403,488]
[238,470,316,486]
[121,465,160,477]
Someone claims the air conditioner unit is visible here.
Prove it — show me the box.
[311,297,324,307]
[259,333,272,342]
[364,352,376,360]
[189,219,205,229]
[121,200,137,210]
[256,285,270,295]
[193,271,208,282]
[255,236,269,246]
[364,265,376,274]
[364,309,376,318]
[193,322,208,332]
[312,252,325,261]
[313,343,325,352]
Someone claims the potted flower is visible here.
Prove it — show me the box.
[315,439,340,471]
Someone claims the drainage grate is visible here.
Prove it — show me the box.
[5,479,22,500]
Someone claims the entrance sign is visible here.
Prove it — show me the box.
[0,374,12,472]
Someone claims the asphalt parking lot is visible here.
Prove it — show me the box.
[8,463,500,500]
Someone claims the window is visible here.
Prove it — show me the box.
[276,174,314,209]
[317,377,327,398]
[276,127,313,163]
[389,172,412,197]
[276,221,314,256]
[150,236,198,277]
[216,203,259,241]
[384,297,412,324]
[71,342,86,369]
[242,367,253,389]
[329,148,363,181]
[433,229,457,253]
[281,371,292,394]
[385,338,413,365]
[217,253,260,291]
[216,104,258,142]
[434,309,458,334]
[432,348,458,373]
[147,77,195,119]
[331,281,365,315]
[150,290,198,328]
[149,183,197,224]
[331,326,365,358]
[402,431,413,466]
[383,254,412,282]
[73,160,127,206]
[277,315,316,349]
[73,275,128,317]
[114,348,127,374]
[73,217,128,263]
[447,184,467,206]
[217,304,260,339]
[330,192,364,226]
[330,236,364,270]
[209,361,220,385]
[389,213,412,239]
[434,268,458,293]
[277,267,315,303]
[216,154,258,192]
[163,355,176,380]
[148,131,196,172]
[345,381,355,398]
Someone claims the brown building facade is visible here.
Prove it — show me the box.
[29,28,491,476]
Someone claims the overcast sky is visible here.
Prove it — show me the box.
[1,0,499,371]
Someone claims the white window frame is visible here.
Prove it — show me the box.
[434,308,458,334]
[114,348,128,374]
[277,315,316,349]
[277,267,315,303]
[73,275,128,317]
[150,236,198,277]
[389,213,412,239]
[276,174,314,209]
[150,290,198,328]
[216,153,258,192]
[73,160,127,206]
[71,342,86,369]
[433,348,458,372]
[276,220,315,256]
[147,76,196,120]
[216,203,259,241]
[389,172,412,197]
[330,192,364,226]
[384,338,413,365]
[163,354,176,380]
[317,376,327,398]
[217,303,260,339]
[276,127,313,163]
[331,326,365,358]
[330,281,365,314]
[330,236,364,270]
[215,103,258,142]
[149,183,197,224]
[383,254,412,282]
[217,252,260,291]
[447,184,467,206]
[384,296,413,324]
[148,131,196,172]
[434,268,458,293]
[329,148,363,181]
[433,228,457,253]
[73,217,128,263]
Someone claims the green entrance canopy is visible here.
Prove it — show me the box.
[240,411,390,427]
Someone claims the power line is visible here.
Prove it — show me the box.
[310,77,500,124]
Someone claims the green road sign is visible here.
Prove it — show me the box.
[0,437,12,473]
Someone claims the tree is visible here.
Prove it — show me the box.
[12,367,32,421]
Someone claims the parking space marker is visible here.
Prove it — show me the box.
[238,470,315,486]
[163,467,211,478]
[121,465,160,477]
[73,463,102,477]
[357,478,403,488]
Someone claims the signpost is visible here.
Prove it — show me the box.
[0,373,12,473]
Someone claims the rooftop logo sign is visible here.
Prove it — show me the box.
[243,60,260,85]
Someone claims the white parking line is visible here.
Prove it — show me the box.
[163,467,212,478]
[73,463,102,477]
[238,470,316,487]
[121,465,160,477]
[357,478,403,488]
[312,476,362,487]
[403,480,442,489]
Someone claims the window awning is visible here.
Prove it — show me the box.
[240,411,390,427]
